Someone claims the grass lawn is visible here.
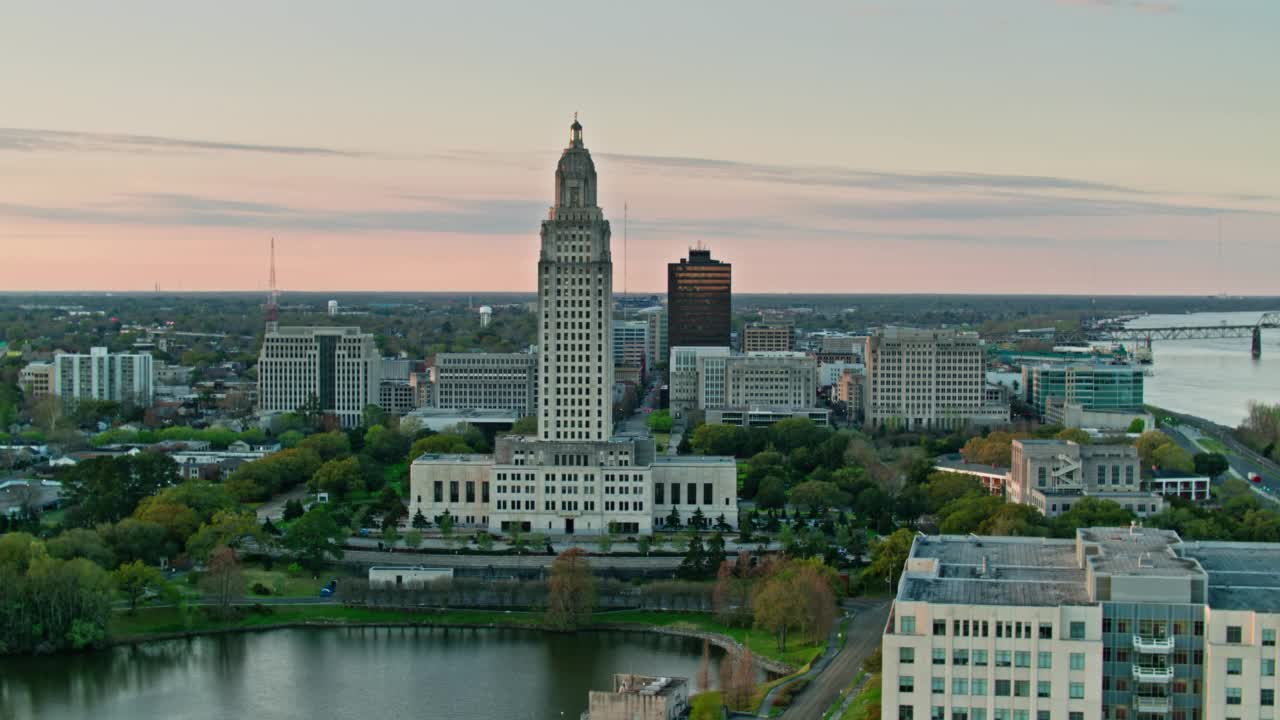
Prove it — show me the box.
[598,610,826,670]
[39,508,65,528]
[240,565,331,598]
[1196,437,1230,454]
[838,674,881,720]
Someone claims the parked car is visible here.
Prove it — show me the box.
[319,579,338,598]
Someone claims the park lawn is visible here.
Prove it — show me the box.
[1196,437,1230,454]
[598,610,826,670]
[838,674,881,720]
[240,565,330,598]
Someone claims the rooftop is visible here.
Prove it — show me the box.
[933,454,1008,476]
[900,534,1092,607]
[1181,542,1280,611]
[1078,527,1202,578]
[412,453,495,464]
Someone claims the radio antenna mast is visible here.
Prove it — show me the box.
[265,237,279,324]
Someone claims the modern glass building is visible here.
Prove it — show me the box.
[667,247,731,350]
[1025,362,1145,419]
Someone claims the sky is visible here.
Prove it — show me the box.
[1,0,1277,295]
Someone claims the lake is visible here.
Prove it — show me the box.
[0,627,730,720]
[1127,311,1280,426]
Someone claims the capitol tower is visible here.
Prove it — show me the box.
[538,116,613,443]
[409,118,737,537]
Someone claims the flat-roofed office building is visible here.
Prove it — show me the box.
[881,527,1280,720]
[668,247,731,349]
[257,325,380,428]
[432,352,537,418]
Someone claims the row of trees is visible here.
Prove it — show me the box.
[1238,401,1280,463]
[0,533,114,654]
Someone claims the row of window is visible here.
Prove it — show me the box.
[900,676,1085,700]
[897,707,1085,720]
[901,647,1087,671]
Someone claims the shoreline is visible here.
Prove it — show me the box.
[106,609,798,676]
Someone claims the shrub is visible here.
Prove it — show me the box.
[251,582,272,596]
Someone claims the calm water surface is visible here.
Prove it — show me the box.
[0,627,731,720]
[1127,312,1280,426]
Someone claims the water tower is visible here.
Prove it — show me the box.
[478,306,493,328]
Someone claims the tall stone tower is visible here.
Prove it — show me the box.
[537,116,614,442]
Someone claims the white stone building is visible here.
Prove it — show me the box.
[881,527,1280,720]
[409,119,737,536]
[864,327,1009,431]
[256,325,380,428]
[1007,439,1164,518]
[612,319,650,369]
[432,352,537,418]
[53,347,155,407]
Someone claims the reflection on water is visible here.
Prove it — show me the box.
[0,627,729,720]
[1127,312,1280,426]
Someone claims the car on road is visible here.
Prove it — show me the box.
[319,579,338,598]
[1250,472,1263,484]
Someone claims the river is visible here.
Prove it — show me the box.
[0,627,732,720]
[1126,311,1280,427]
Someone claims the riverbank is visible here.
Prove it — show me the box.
[107,605,814,675]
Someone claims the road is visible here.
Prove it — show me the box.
[754,598,890,719]
[1161,421,1280,500]
[255,485,309,522]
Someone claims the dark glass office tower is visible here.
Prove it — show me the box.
[667,247,731,350]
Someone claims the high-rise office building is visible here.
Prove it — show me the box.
[612,320,650,369]
[409,119,737,536]
[432,352,537,418]
[742,322,795,352]
[257,325,380,428]
[637,306,669,371]
[864,327,1009,431]
[668,247,731,349]
[53,347,154,407]
[881,526,1280,720]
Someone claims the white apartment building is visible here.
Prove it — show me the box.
[256,325,380,428]
[18,361,53,400]
[53,347,155,407]
[432,352,537,418]
[612,320,650,369]
[1007,439,1164,518]
[638,306,668,372]
[882,527,1280,720]
[864,327,1009,431]
[409,119,737,536]
[669,346,730,419]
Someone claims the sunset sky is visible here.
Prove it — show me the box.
[2,1,1277,294]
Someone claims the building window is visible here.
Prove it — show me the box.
[952,711,968,720]
[933,620,947,636]
[1039,623,1053,639]
[952,678,967,695]
[1069,714,1083,720]
[899,676,914,692]
[953,650,968,666]
[932,648,946,665]
[1014,681,1029,698]
[1037,681,1051,698]
[995,651,1011,668]
[971,679,986,696]
[1227,658,1243,675]
[1264,629,1276,646]
[1263,689,1275,707]
[995,680,1010,697]
[973,650,987,666]
[931,677,944,694]
[1038,652,1052,669]
[449,481,459,503]
[1069,683,1084,700]
[932,708,944,720]
[655,483,664,505]
[1227,626,1243,644]
[898,707,914,720]
[1263,659,1275,676]
[1226,687,1241,705]
[1069,653,1085,671]
[433,481,443,502]
[1069,621,1085,640]
[1015,651,1030,668]
[900,647,915,664]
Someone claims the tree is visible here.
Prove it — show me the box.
[596,533,614,554]
[755,476,787,509]
[201,546,243,616]
[664,506,681,530]
[381,523,401,547]
[752,569,809,651]
[705,532,726,577]
[46,528,116,569]
[1194,452,1230,479]
[1127,418,1146,434]
[509,415,538,435]
[1052,498,1135,537]
[282,498,305,522]
[790,480,850,513]
[691,423,746,457]
[362,404,387,429]
[636,535,653,555]
[689,692,720,720]
[282,508,346,570]
[713,551,755,627]
[99,518,171,565]
[1055,428,1092,445]
[545,548,595,630]
[678,534,709,580]
[696,638,712,692]
[298,431,352,461]
[132,498,200,548]
[1153,443,1195,474]
[186,510,266,561]
[959,431,1030,468]
[689,508,708,531]
[363,424,409,464]
[868,528,915,589]
[113,559,162,614]
[62,456,174,527]
[475,532,494,553]
[976,504,1048,537]
[411,508,429,530]
[1135,431,1174,468]
[435,510,455,537]
[403,529,424,551]
[646,410,674,433]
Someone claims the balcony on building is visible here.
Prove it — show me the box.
[1131,665,1174,683]
[1133,695,1172,714]
[1132,634,1175,654]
